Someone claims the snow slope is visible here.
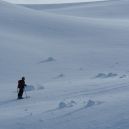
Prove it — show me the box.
[1,0,129,129]
[22,0,129,18]
[3,0,108,4]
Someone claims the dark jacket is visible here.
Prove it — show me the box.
[18,79,26,89]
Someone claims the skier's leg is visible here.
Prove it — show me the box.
[18,89,23,99]
[20,89,24,98]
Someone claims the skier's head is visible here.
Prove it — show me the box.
[22,77,25,80]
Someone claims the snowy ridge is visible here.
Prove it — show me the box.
[1,0,129,129]
[21,0,109,10]
[22,0,129,18]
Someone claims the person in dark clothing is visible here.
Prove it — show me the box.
[17,77,26,99]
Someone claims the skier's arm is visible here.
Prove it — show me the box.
[23,80,27,87]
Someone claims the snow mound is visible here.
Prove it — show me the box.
[84,100,103,108]
[120,74,127,79]
[59,102,67,109]
[85,100,96,108]
[37,84,45,90]
[58,99,102,109]
[54,74,65,79]
[59,100,76,109]
[95,73,118,79]
[39,57,56,64]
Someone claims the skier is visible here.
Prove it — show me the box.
[17,77,26,99]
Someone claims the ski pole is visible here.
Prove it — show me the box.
[24,87,28,98]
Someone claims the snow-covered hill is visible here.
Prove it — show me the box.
[22,0,129,18]
[1,0,129,129]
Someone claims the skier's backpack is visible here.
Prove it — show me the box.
[18,80,22,88]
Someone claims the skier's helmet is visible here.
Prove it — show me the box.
[22,77,25,80]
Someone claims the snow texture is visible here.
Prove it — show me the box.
[1,0,129,129]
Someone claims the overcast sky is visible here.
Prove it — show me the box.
[3,0,107,4]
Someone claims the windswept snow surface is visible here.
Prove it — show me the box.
[1,0,129,129]
[3,0,108,4]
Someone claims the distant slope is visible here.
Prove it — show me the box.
[1,0,129,83]
[21,0,109,10]
[21,0,129,18]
